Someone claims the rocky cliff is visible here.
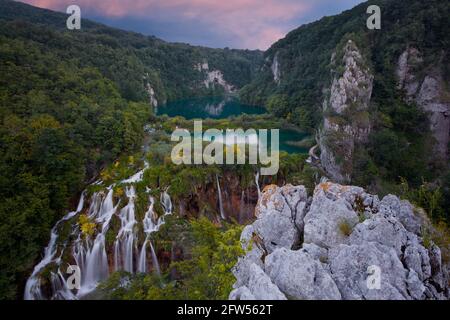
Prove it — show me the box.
[319,40,373,183]
[230,182,449,300]
[396,47,450,161]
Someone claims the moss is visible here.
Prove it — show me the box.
[338,220,353,237]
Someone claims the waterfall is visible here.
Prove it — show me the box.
[138,236,150,273]
[114,186,137,273]
[51,269,77,300]
[77,189,117,297]
[255,170,261,200]
[24,193,85,300]
[138,192,168,274]
[160,187,173,215]
[216,174,225,219]
[24,163,174,299]
[150,241,161,276]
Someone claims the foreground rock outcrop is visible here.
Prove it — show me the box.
[230,182,449,300]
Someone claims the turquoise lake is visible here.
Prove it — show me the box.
[157,96,310,154]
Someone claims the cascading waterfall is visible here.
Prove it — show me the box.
[160,187,173,215]
[78,188,117,296]
[24,193,85,300]
[51,269,75,300]
[24,164,174,300]
[150,241,161,276]
[216,174,225,219]
[138,195,156,273]
[138,189,171,274]
[114,186,137,273]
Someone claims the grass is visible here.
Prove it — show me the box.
[338,220,353,237]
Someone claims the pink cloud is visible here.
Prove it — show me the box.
[21,0,314,49]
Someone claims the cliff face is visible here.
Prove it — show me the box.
[396,47,450,161]
[230,182,449,300]
[319,40,373,183]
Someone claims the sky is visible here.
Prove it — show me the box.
[21,0,366,50]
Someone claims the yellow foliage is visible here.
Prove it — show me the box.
[115,186,124,198]
[78,214,96,237]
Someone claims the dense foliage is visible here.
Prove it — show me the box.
[0,31,152,298]
[98,217,244,300]
[0,0,263,103]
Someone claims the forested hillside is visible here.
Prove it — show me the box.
[0,0,262,299]
[0,0,263,103]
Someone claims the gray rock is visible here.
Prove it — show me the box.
[403,233,431,282]
[253,185,306,253]
[265,248,341,300]
[230,263,286,300]
[301,243,328,263]
[229,286,256,300]
[230,182,449,300]
[406,269,425,300]
[396,47,449,160]
[379,195,421,235]
[429,243,445,291]
[349,214,408,256]
[329,242,409,300]
[319,40,374,183]
[304,185,359,249]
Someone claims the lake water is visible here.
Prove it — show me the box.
[157,96,309,154]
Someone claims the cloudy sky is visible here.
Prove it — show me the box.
[21,0,365,49]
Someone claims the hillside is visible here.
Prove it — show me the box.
[0,0,263,103]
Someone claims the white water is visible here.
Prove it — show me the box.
[255,170,261,200]
[120,161,149,184]
[24,164,174,300]
[150,241,161,276]
[24,193,85,300]
[160,187,173,215]
[216,174,225,219]
[138,190,170,274]
[77,188,117,297]
[114,186,137,273]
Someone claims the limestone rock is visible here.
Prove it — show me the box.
[230,263,286,300]
[265,248,341,300]
[303,184,359,249]
[230,181,449,300]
